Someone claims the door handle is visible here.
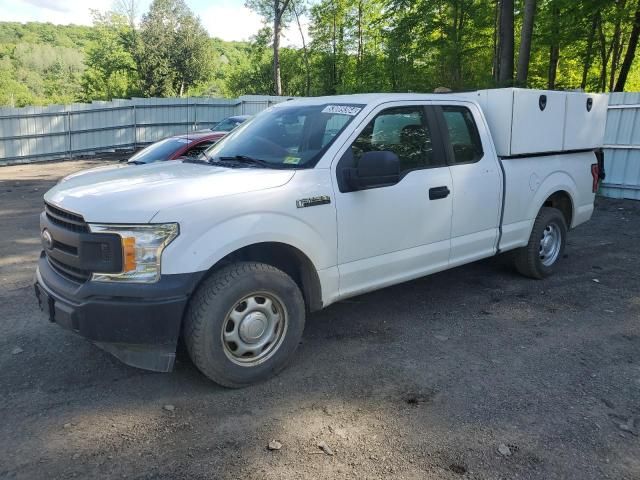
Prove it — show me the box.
[429,186,450,200]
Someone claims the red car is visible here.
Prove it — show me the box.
[127,132,224,164]
[127,115,252,165]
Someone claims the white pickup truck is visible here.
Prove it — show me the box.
[34,89,607,387]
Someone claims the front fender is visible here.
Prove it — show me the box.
[161,211,335,275]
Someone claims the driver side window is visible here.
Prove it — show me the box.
[351,106,436,174]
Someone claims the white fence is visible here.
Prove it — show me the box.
[603,92,640,200]
[0,95,292,164]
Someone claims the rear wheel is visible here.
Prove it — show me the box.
[183,262,306,388]
[514,207,567,279]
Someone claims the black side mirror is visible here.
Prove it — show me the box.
[345,151,401,191]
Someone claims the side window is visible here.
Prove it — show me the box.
[323,114,351,147]
[441,106,483,164]
[183,141,214,158]
[351,106,441,174]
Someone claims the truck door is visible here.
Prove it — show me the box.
[434,103,502,266]
[332,103,453,298]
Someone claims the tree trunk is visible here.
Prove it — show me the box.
[498,0,514,85]
[615,2,640,91]
[516,0,536,86]
[337,21,345,90]
[451,0,460,86]
[357,0,363,64]
[609,0,627,91]
[292,2,310,96]
[581,14,598,90]
[492,0,500,83]
[332,7,337,93]
[548,44,559,89]
[455,0,466,87]
[597,14,610,92]
[547,2,560,89]
[273,1,282,96]
[272,0,291,96]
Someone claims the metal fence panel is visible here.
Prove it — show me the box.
[5,90,635,195]
[603,93,640,200]
[0,95,292,164]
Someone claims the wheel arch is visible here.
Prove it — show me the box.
[528,172,578,230]
[542,190,574,228]
[195,242,323,313]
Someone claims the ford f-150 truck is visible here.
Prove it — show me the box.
[34,89,608,387]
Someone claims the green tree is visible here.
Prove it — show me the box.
[0,55,35,107]
[137,0,213,96]
[224,27,276,96]
[81,11,140,101]
[245,0,295,96]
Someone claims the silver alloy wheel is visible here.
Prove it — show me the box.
[221,292,288,366]
[539,222,562,267]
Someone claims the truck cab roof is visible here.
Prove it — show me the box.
[280,93,472,107]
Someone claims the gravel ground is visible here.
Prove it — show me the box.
[0,160,639,480]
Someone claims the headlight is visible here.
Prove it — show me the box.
[88,223,179,283]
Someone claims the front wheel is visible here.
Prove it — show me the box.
[513,207,568,279]
[183,262,306,388]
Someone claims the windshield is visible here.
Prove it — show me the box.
[202,104,363,168]
[212,118,245,132]
[128,137,189,164]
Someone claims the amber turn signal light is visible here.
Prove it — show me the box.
[122,237,137,272]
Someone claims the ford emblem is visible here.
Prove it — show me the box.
[42,229,54,250]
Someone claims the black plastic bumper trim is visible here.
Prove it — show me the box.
[35,253,206,372]
[499,148,595,160]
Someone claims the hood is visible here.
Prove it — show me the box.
[61,162,129,181]
[45,161,295,223]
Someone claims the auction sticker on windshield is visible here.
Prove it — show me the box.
[322,105,362,116]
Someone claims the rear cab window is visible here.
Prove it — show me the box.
[440,106,484,164]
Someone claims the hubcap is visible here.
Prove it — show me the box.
[239,312,268,343]
[539,222,562,267]
[221,293,288,366]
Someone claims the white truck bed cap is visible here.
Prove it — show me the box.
[458,88,608,157]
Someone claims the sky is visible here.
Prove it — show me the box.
[0,0,309,46]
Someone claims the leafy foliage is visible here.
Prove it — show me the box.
[80,11,139,101]
[137,0,213,97]
[1,0,640,107]
[0,22,90,106]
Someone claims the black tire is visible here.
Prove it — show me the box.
[514,207,568,279]
[183,262,306,388]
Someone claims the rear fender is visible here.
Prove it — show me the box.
[528,171,577,228]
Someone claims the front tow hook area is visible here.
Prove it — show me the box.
[34,283,55,322]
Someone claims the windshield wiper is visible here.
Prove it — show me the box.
[214,155,288,169]
[181,157,208,164]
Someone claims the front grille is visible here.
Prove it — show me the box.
[53,240,77,255]
[48,256,91,283]
[43,202,90,283]
[45,202,89,233]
